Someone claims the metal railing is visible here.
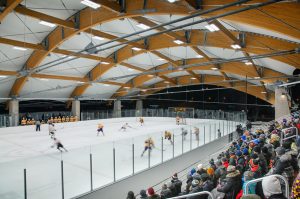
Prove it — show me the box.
[245,174,289,197]
[168,191,214,199]
[280,127,299,146]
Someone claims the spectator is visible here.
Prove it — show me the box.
[236,150,245,173]
[272,147,295,187]
[147,187,160,199]
[126,191,136,199]
[170,173,182,196]
[214,161,227,180]
[139,190,148,199]
[217,165,242,199]
[242,171,256,195]
[200,173,214,192]
[240,194,261,199]
[262,176,287,199]
[187,179,201,199]
[292,173,300,199]
[160,183,172,199]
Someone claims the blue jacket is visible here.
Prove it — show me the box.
[242,180,256,194]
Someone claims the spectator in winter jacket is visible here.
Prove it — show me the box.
[126,191,136,199]
[292,173,300,199]
[261,146,272,169]
[214,161,227,181]
[170,173,182,196]
[196,164,206,175]
[272,147,295,187]
[229,151,237,166]
[206,167,216,186]
[160,183,172,199]
[248,157,262,179]
[139,190,148,199]
[242,171,256,195]
[221,157,229,169]
[236,150,245,173]
[217,165,242,199]
[187,179,202,199]
[147,187,161,199]
[200,173,214,192]
[209,159,217,171]
[282,141,299,173]
[252,146,268,175]
[262,176,287,199]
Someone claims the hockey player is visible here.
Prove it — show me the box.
[35,120,41,132]
[97,123,104,136]
[139,117,144,126]
[181,128,188,140]
[194,127,199,141]
[120,123,132,131]
[176,116,180,125]
[52,138,68,152]
[164,130,173,145]
[141,137,155,157]
[48,123,56,139]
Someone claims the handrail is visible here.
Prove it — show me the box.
[280,127,298,146]
[167,191,214,199]
[245,174,289,198]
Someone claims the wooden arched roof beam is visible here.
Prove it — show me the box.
[8,0,192,97]
[0,0,23,22]
[7,0,299,97]
[68,28,299,99]
[131,16,231,83]
[116,75,275,105]
[111,59,285,101]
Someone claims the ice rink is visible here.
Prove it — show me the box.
[0,117,237,199]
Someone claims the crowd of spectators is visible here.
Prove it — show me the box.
[126,112,300,199]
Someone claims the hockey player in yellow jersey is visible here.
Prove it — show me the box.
[97,123,104,136]
[139,117,144,126]
[164,130,173,145]
[141,137,155,157]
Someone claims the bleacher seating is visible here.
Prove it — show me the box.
[126,111,300,199]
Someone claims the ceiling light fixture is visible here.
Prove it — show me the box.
[191,77,197,80]
[205,24,219,32]
[136,23,150,30]
[261,91,267,94]
[124,86,130,89]
[39,20,56,27]
[100,61,109,65]
[0,75,7,78]
[231,44,241,49]
[157,58,165,61]
[128,68,134,71]
[13,46,27,51]
[81,0,101,9]
[245,61,252,65]
[173,40,184,45]
[77,81,85,84]
[132,47,142,51]
[148,74,154,77]
[92,36,105,41]
[103,84,110,86]
[254,77,260,79]
[39,78,49,81]
[168,0,176,2]
[196,55,203,58]
[211,67,218,70]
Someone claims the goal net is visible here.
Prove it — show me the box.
[168,107,195,125]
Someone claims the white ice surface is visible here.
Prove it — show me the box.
[0,117,237,199]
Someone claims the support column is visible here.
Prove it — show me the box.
[275,87,290,120]
[72,100,80,120]
[9,99,19,126]
[113,100,121,118]
[135,100,143,117]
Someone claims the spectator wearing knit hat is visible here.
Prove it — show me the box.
[147,187,161,199]
[126,191,136,199]
[252,146,268,175]
[139,189,148,199]
[170,173,182,196]
[217,165,242,199]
